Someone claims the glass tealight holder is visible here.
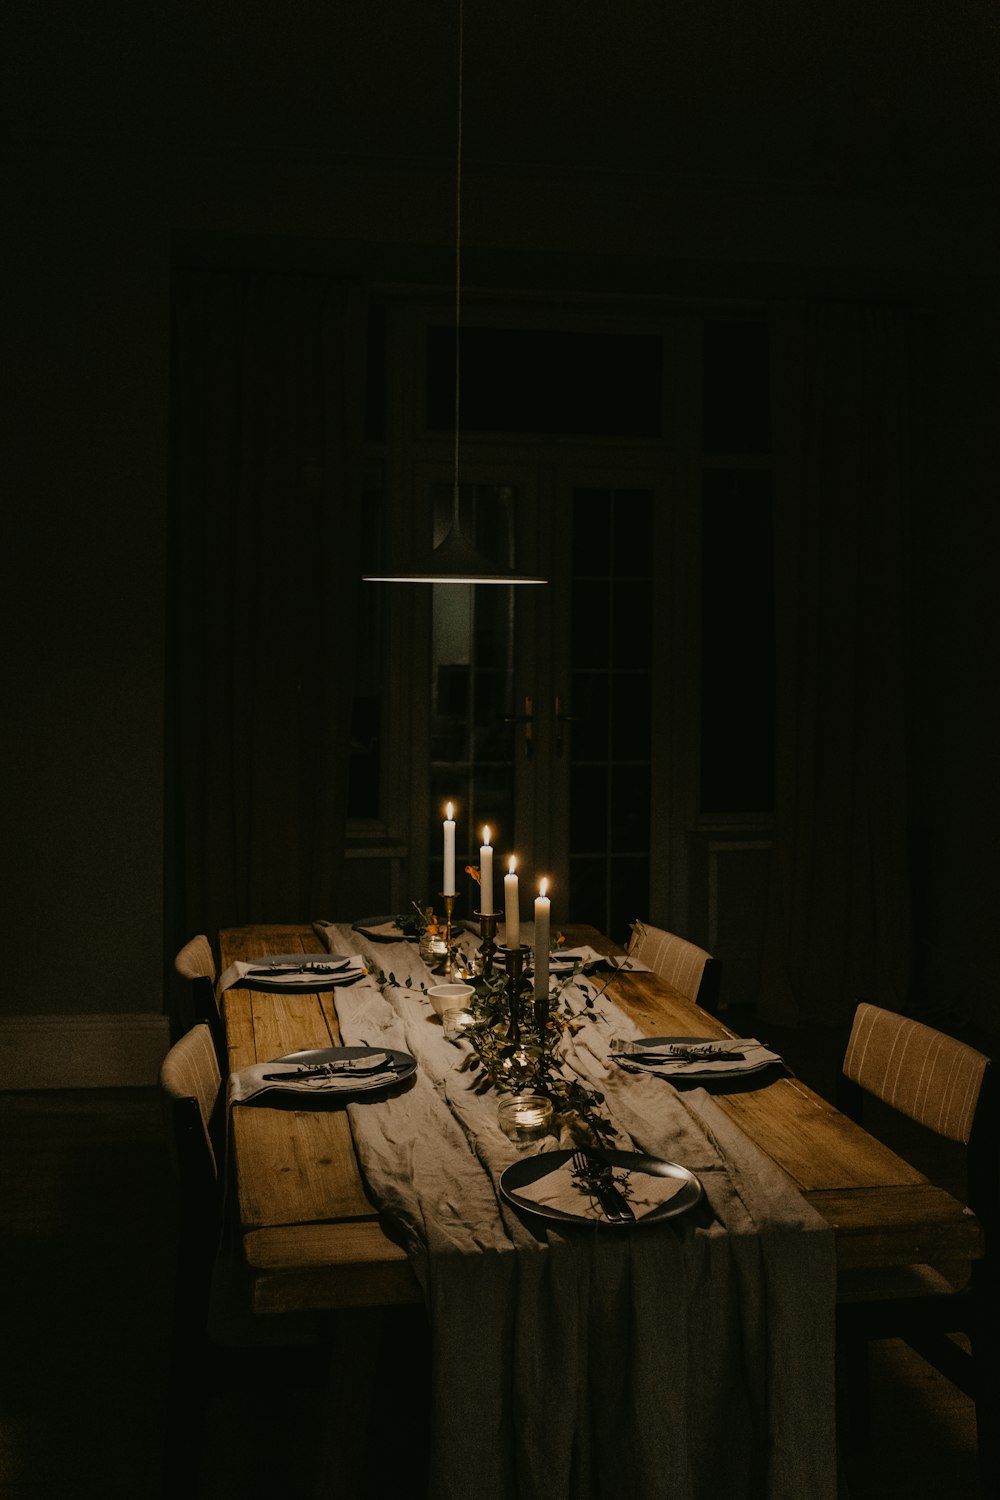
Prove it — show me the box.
[419,932,449,966]
[441,1007,476,1043]
[497,1093,554,1145]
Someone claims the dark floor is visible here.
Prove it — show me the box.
[0,1019,985,1498]
[0,1088,174,1498]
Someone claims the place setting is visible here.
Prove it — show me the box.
[228,1045,417,1107]
[317,908,455,967]
[548,944,649,976]
[216,952,368,993]
[499,1145,703,1228]
[349,910,427,943]
[607,1034,786,1088]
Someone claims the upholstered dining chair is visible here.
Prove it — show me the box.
[159,1024,326,1493]
[173,933,225,1064]
[836,1001,998,1492]
[626,920,722,1014]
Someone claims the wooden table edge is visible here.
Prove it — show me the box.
[243,1220,422,1313]
[220,921,986,1309]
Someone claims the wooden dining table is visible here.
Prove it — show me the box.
[219,921,983,1317]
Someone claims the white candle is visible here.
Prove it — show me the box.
[443,803,456,895]
[504,856,520,948]
[534,878,550,999]
[479,826,494,914]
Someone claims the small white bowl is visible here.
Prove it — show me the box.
[427,982,475,1018]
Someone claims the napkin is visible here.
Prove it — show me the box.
[515,1158,687,1222]
[611,1037,782,1079]
[229,1054,396,1104]
[549,945,651,972]
[549,945,607,969]
[605,953,652,973]
[351,918,416,943]
[217,955,366,993]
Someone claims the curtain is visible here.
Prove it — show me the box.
[759,302,914,1027]
[168,271,366,954]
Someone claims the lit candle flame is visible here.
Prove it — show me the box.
[446,802,454,820]
[539,877,549,897]
[508,855,516,874]
[483,826,491,846]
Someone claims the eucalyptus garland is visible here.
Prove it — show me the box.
[458,964,617,1147]
[369,950,618,1145]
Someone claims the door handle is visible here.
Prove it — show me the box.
[503,695,534,758]
[554,695,584,757]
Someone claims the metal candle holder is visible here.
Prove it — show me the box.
[533,971,550,1041]
[475,910,498,976]
[501,943,531,1044]
[440,892,461,979]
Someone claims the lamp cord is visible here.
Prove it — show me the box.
[452,0,464,531]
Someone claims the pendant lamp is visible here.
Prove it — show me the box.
[363,0,547,587]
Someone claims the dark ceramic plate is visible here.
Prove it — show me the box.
[272,1045,417,1093]
[499,1147,702,1228]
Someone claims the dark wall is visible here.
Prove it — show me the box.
[3,4,997,1024]
[907,305,1000,1031]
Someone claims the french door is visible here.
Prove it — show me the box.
[385,451,691,948]
[363,298,774,995]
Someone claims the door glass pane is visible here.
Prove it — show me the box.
[568,487,653,945]
[428,483,518,894]
[700,468,775,813]
[349,478,385,820]
[426,327,663,437]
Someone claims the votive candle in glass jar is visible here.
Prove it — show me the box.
[497,1093,554,1144]
[441,1007,476,1042]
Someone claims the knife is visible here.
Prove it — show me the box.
[594,1181,635,1222]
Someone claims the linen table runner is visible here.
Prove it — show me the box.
[314,921,836,1500]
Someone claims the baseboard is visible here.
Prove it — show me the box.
[0,1014,171,1090]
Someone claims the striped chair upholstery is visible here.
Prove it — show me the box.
[627,920,722,1013]
[837,1002,996,1491]
[159,1021,222,1180]
[174,933,216,984]
[173,934,225,1065]
[843,1002,988,1145]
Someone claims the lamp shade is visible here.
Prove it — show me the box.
[363,526,547,585]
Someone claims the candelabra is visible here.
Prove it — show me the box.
[476,910,498,976]
[439,893,462,979]
[501,942,531,1044]
[533,976,550,1042]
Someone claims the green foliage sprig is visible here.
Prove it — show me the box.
[397,902,437,940]
[459,964,616,1146]
[366,948,614,1145]
[570,1152,634,1203]
[369,964,426,997]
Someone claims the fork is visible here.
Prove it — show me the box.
[609,1038,746,1063]
[571,1148,635,1223]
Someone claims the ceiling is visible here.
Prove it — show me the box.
[7,0,999,197]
